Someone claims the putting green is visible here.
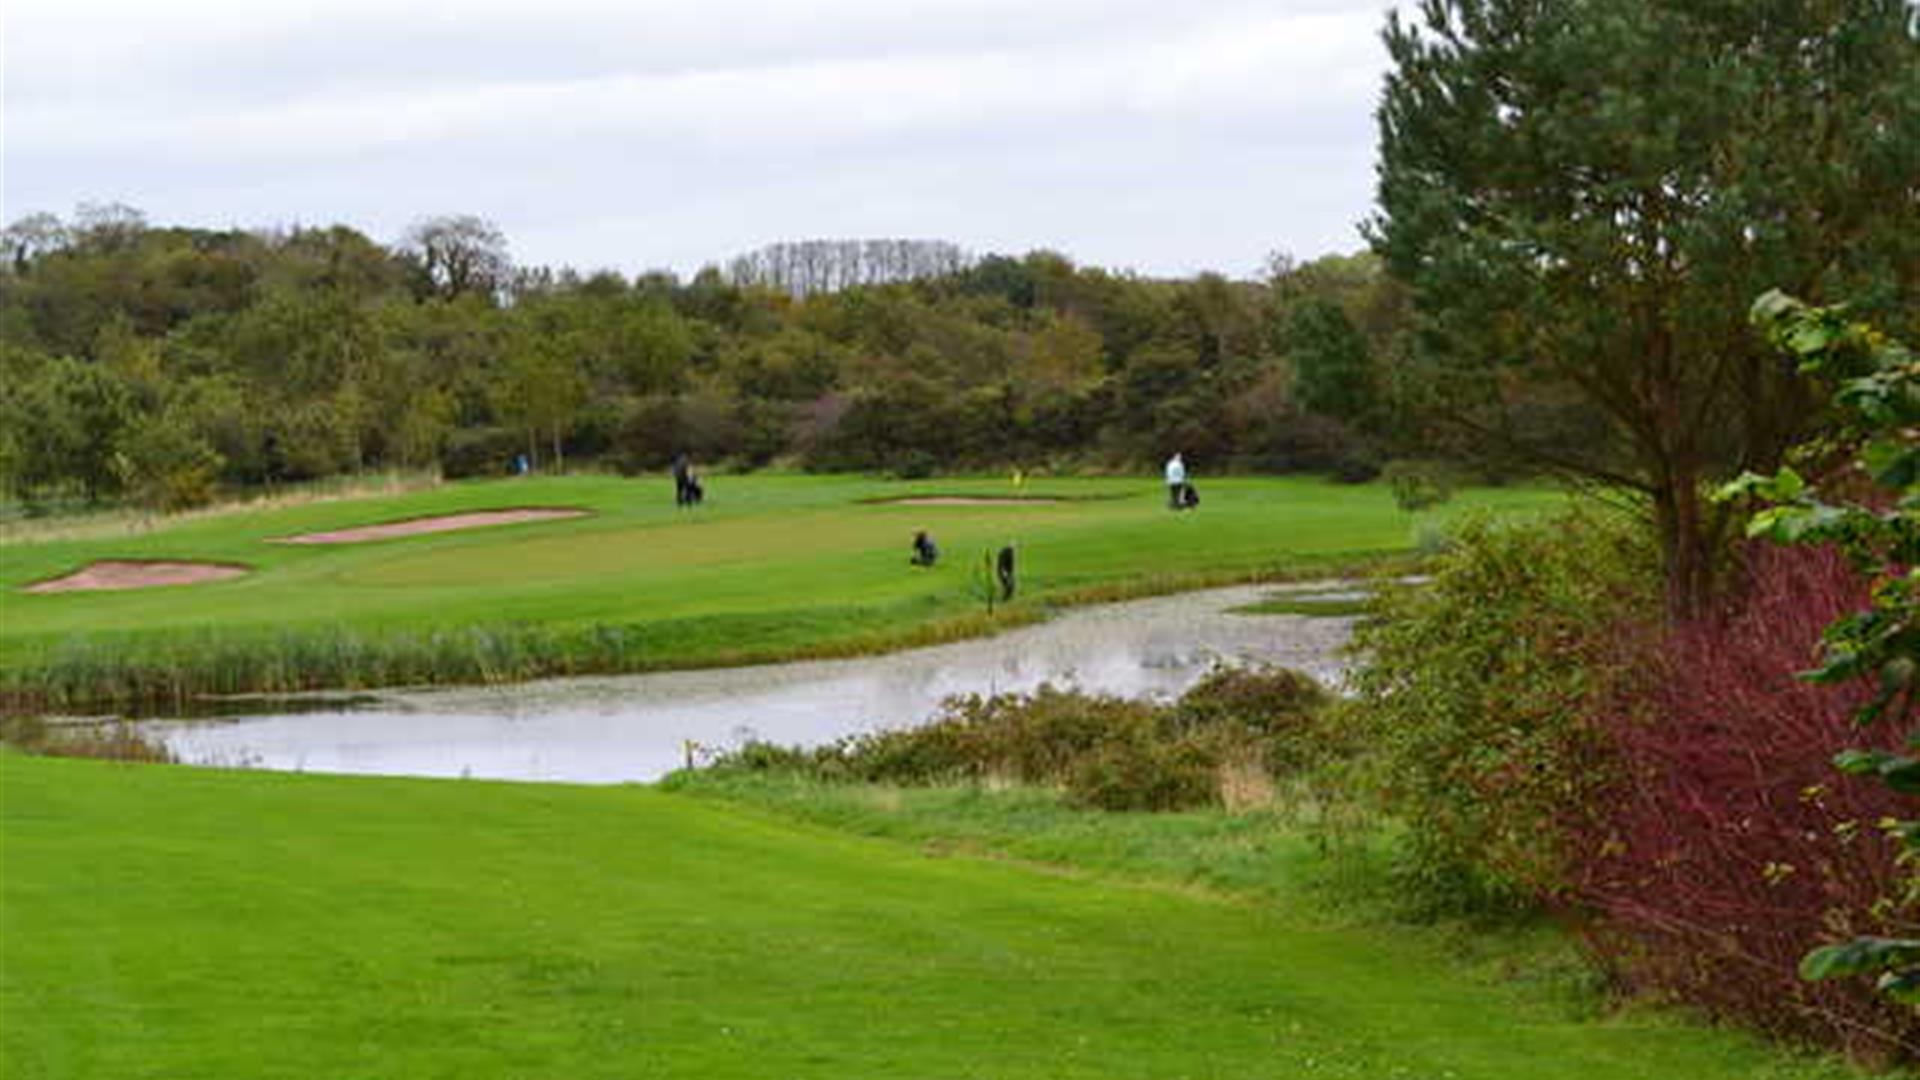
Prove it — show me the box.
[0,474,1560,701]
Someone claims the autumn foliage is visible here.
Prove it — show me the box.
[1574,545,1918,1059]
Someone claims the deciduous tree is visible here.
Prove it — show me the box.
[401,215,511,300]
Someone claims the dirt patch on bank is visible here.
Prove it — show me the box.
[24,560,250,593]
[272,508,590,545]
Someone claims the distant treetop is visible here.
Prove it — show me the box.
[723,239,975,298]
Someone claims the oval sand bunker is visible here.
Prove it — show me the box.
[273,508,589,545]
[26,560,248,593]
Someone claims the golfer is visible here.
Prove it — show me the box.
[1164,453,1187,510]
[911,529,939,567]
[672,453,692,508]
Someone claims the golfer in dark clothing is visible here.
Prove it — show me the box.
[911,530,939,567]
[671,453,692,508]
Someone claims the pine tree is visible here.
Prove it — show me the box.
[1369,0,1920,613]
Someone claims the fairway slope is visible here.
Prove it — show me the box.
[0,755,1858,1080]
[875,495,1069,505]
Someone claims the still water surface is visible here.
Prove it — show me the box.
[152,584,1359,784]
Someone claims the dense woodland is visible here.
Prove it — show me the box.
[0,208,1445,509]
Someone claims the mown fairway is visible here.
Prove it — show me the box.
[0,754,1859,1080]
[0,474,1554,698]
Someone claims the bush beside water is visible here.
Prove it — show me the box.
[1346,507,1919,1061]
[705,667,1338,813]
[1349,508,1658,913]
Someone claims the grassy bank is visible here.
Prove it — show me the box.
[0,473,1553,711]
[0,753,1868,1079]
[1229,593,1375,617]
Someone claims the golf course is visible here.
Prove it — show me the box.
[1,473,1552,711]
[8,0,1918,1063]
[0,474,1898,1077]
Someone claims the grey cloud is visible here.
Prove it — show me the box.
[3,0,1395,276]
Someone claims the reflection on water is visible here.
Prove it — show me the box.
[150,584,1358,784]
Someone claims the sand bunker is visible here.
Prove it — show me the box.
[884,497,1064,506]
[26,560,248,593]
[273,508,589,545]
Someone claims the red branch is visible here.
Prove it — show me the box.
[1572,545,1919,1061]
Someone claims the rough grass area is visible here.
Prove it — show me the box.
[1229,594,1374,617]
[0,754,1871,1080]
[0,474,1558,710]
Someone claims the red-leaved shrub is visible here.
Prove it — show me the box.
[1575,545,1919,1061]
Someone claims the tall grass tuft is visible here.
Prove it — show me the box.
[0,714,175,763]
[0,607,1055,716]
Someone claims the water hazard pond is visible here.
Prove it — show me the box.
[149,584,1362,784]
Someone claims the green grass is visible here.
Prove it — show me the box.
[0,473,1558,709]
[664,769,1391,910]
[0,753,1871,1079]
[1230,594,1375,618]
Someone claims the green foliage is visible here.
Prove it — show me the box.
[5,354,136,499]
[1286,298,1374,423]
[807,374,951,472]
[497,331,587,468]
[392,387,455,468]
[610,300,694,394]
[1722,291,1920,1006]
[1381,459,1457,514]
[0,206,1462,497]
[1800,938,1920,1005]
[704,668,1337,813]
[1168,665,1335,775]
[1349,508,1658,911]
[1370,0,1920,611]
[1067,736,1219,813]
[275,398,358,479]
[439,426,522,479]
[1229,593,1372,618]
[111,409,224,512]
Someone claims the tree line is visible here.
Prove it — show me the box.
[0,209,1461,510]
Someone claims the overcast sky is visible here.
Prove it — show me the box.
[3,0,1395,279]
